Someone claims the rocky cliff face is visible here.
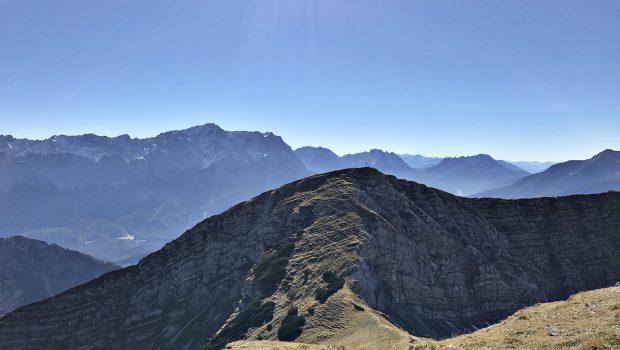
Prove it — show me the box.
[0,168,618,349]
[0,236,118,316]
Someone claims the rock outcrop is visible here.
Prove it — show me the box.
[0,168,618,349]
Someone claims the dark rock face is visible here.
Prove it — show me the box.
[477,149,620,198]
[0,124,309,262]
[350,177,620,337]
[0,168,618,349]
[0,236,118,316]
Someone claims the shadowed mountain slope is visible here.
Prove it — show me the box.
[0,168,618,350]
[0,236,118,316]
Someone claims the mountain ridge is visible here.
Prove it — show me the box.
[476,149,620,198]
[0,123,309,263]
[0,235,118,316]
[422,154,530,195]
[0,168,618,349]
[294,147,530,196]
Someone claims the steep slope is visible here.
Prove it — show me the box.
[0,124,309,262]
[0,168,619,350]
[0,236,118,316]
[477,149,620,198]
[229,284,620,350]
[423,154,530,195]
[294,147,342,173]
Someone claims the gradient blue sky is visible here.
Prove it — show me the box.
[1,0,619,161]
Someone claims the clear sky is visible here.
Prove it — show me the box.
[1,0,619,161]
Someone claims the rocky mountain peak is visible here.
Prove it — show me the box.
[0,123,309,262]
[593,148,619,161]
[0,168,618,349]
[432,154,501,168]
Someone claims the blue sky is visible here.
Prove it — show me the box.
[0,0,619,161]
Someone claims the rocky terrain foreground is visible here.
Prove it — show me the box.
[227,285,620,349]
[0,168,618,349]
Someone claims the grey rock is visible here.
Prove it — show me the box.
[0,168,618,349]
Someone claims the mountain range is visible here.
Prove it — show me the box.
[0,168,618,349]
[0,124,309,263]
[476,149,620,198]
[0,236,118,316]
[504,160,556,173]
[398,154,443,169]
[422,154,530,195]
[1,123,617,263]
[295,147,530,196]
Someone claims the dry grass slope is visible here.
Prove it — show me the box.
[414,285,620,350]
[227,285,620,350]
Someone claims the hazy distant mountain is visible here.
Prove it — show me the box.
[476,149,620,198]
[422,154,530,196]
[0,124,309,262]
[506,160,556,173]
[294,147,342,173]
[0,236,117,316]
[295,147,421,180]
[294,148,533,196]
[340,149,414,174]
[399,154,443,169]
[496,160,528,172]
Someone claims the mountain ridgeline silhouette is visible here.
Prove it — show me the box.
[0,124,309,263]
[476,149,620,198]
[1,124,617,264]
[0,168,618,349]
[0,236,118,316]
[295,147,530,196]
